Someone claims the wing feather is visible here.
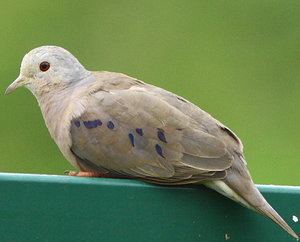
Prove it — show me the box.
[70,87,233,182]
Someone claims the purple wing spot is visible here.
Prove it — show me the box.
[107,121,115,129]
[74,120,80,127]
[157,129,167,143]
[136,128,143,136]
[95,119,102,126]
[84,120,102,129]
[84,121,95,129]
[128,133,135,147]
[155,144,165,158]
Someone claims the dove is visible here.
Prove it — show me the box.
[5,46,299,239]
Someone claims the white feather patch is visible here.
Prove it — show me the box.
[204,180,252,210]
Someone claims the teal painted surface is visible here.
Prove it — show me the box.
[0,173,299,242]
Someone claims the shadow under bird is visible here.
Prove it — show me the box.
[5,46,299,239]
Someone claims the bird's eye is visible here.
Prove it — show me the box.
[39,61,50,72]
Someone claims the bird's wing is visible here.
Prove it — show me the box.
[70,85,233,184]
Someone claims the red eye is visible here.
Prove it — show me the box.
[39,61,50,72]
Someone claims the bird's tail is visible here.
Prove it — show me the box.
[204,160,299,240]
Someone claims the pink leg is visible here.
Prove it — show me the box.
[67,171,130,178]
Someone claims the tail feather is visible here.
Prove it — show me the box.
[205,180,299,239]
[204,158,299,240]
[251,187,299,240]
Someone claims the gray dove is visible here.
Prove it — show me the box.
[5,46,299,239]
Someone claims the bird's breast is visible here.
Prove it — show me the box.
[36,89,88,167]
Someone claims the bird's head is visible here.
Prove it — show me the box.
[5,46,91,96]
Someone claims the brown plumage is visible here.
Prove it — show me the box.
[5,46,299,239]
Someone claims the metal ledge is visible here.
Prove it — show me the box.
[0,173,299,242]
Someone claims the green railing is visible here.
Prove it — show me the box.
[0,173,299,242]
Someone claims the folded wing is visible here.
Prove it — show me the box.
[70,88,233,184]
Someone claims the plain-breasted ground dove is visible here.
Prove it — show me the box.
[5,46,299,239]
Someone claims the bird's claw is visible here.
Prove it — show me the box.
[64,170,78,176]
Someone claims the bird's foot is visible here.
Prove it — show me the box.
[65,170,129,178]
[66,170,110,177]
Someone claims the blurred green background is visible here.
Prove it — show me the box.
[0,1,299,185]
